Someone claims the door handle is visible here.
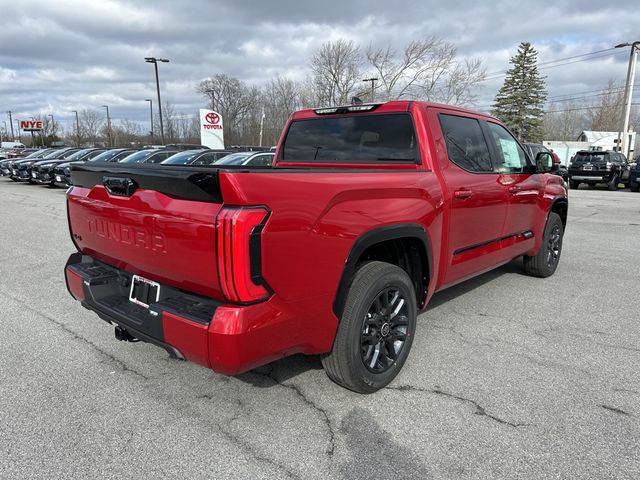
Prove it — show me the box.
[454,189,472,199]
[508,185,522,194]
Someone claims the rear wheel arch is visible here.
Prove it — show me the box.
[549,197,568,228]
[333,224,432,319]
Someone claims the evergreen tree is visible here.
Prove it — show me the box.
[492,42,547,142]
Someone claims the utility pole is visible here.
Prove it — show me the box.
[7,111,14,140]
[615,41,640,159]
[145,57,170,144]
[362,78,379,102]
[102,105,112,147]
[145,99,153,140]
[71,110,80,146]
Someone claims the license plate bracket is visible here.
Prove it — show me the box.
[129,275,160,308]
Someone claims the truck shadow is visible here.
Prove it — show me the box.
[238,260,523,388]
[427,259,523,310]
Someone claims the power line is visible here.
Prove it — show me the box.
[545,102,640,114]
[546,85,640,104]
[548,86,627,100]
[481,47,625,82]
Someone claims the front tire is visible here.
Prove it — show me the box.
[523,212,564,278]
[322,261,417,394]
[607,174,620,191]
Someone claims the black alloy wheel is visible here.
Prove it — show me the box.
[546,223,562,270]
[361,287,409,373]
[523,212,564,278]
[321,261,417,393]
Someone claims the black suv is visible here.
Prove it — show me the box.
[568,150,629,190]
[629,155,639,192]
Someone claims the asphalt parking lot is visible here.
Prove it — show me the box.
[0,181,638,480]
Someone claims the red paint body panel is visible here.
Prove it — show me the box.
[162,312,210,368]
[65,268,85,302]
[65,100,567,376]
[67,186,223,299]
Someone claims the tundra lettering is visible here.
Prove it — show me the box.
[86,218,167,254]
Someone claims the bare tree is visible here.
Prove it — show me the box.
[311,39,363,106]
[365,37,485,105]
[260,75,301,145]
[196,74,260,144]
[110,119,143,147]
[543,99,589,141]
[78,109,104,146]
[438,58,486,106]
[586,80,625,132]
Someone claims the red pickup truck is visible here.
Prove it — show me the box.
[64,101,567,393]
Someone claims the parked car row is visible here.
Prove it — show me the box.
[0,146,275,187]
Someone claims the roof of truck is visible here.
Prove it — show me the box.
[291,100,498,121]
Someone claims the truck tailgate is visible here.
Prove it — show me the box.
[67,163,224,299]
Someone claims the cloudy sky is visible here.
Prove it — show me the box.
[1,0,639,134]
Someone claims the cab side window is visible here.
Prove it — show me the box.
[439,114,493,173]
[486,122,529,173]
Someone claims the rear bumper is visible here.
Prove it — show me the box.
[568,171,613,182]
[64,253,327,375]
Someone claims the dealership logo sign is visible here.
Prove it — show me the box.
[200,109,224,149]
[204,112,222,130]
[20,120,43,131]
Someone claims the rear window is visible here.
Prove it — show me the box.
[281,113,418,163]
[574,152,607,162]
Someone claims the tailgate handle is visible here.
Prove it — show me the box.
[103,176,137,197]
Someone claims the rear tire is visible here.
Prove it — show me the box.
[322,261,417,394]
[523,212,563,278]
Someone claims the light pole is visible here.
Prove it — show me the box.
[145,57,170,144]
[615,41,640,159]
[362,77,379,102]
[48,114,55,140]
[205,88,216,110]
[7,111,14,139]
[259,107,265,147]
[102,105,112,147]
[71,110,80,146]
[145,99,154,140]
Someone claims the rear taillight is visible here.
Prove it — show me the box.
[215,206,271,304]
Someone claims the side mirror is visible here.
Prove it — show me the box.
[536,152,555,173]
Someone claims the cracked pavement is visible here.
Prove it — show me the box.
[1,183,639,479]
